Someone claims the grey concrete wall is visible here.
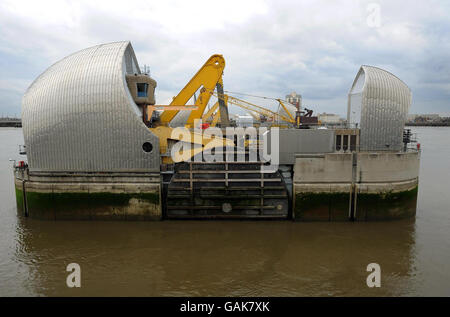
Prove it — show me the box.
[14,171,161,220]
[294,153,353,183]
[293,150,420,221]
[355,179,417,194]
[294,151,420,184]
[269,129,335,164]
[25,172,160,184]
[357,151,420,182]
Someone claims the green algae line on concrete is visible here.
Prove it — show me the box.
[294,191,351,221]
[14,183,161,221]
[294,183,418,222]
[354,185,418,221]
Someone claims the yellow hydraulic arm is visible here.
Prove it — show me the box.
[211,92,295,123]
[276,99,296,123]
[201,94,228,127]
[202,102,219,122]
[158,54,227,127]
[148,55,231,163]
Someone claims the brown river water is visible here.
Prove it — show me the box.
[0,127,449,296]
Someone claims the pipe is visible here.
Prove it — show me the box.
[20,169,29,217]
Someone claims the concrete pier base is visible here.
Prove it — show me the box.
[294,180,418,221]
[293,151,420,221]
[14,150,420,222]
[354,181,418,221]
[14,172,161,220]
[294,184,352,221]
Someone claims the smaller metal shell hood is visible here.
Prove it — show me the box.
[347,65,411,151]
[21,41,160,172]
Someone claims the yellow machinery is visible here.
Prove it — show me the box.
[144,54,316,164]
[199,90,296,129]
[204,91,319,129]
[157,54,229,127]
[210,92,296,125]
[146,55,291,219]
[201,95,228,127]
[145,54,232,163]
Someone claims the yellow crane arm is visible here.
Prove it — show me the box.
[276,99,295,122]
[159,54,225,126]
[211,92,295,123]
[210,111,221,127]
[201,94,228,127]
[202,102,219,122]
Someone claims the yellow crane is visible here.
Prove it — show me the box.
[146,54,233,163]
[157,54,229,128]
[201,94,229,127]
[208,91,296,125]
[143,54,314,163]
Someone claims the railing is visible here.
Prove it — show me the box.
[332,128,420,153]
[403,129,419,151]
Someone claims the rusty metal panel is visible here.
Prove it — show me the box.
[348,65,411,151]
[22,41,160,172]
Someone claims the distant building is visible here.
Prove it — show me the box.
[317,112,342,124]
[285,92,302,109]
[407,114,417,122]
[407,114,440,122]
[236,115,254,128]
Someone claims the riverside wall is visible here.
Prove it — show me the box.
[293,151,420,221]
[14,150,420,221]
[14,171,161,220]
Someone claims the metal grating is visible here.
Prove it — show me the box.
[165,161,290,219]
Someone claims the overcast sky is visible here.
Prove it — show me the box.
[0,0,449,117]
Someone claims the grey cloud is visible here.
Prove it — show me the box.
[0,0,449,116]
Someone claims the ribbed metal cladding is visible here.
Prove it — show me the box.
[22,41,160,172]
[348,65,411,151]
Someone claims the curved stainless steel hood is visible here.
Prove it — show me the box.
[22,41,160,172]
[348,65,412,151]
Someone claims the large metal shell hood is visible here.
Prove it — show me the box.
[21,41,160,172]
[347,65,411,151]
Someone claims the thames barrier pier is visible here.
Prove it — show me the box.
[14,41,420,221]
[16,42,161,220]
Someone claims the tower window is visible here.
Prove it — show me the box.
[343,135,349,151]
[336,135,341,151]
[137,83,149,97]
